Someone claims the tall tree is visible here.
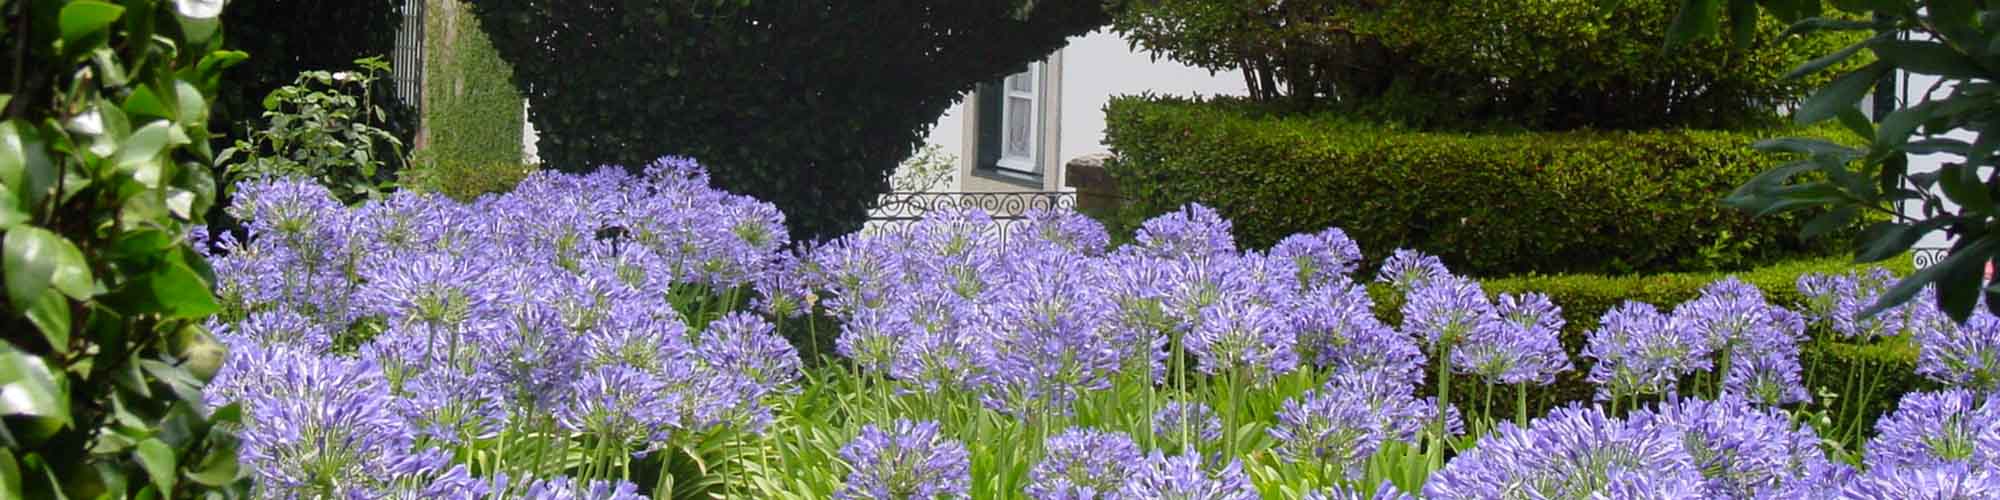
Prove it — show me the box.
[469,1,1116,240]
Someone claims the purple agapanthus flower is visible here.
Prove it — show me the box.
[508,475,650,500]
[1401,276,1497,354]
[1866,389,2000,471]
[836,420,972,500]
[1843,461,2000,500]
[1027,428,1145,499]
[555,364,679,447]
[1917,310,2000,392]
[1115,447,1260,500]
[1154,401,1225,449]
[237,354,417,498]
[1130,203,1236,261]
[1454,292,1571,386]
[1797,268,1949,341]
[1424,405,1701,499]
[1375,249,1451,293]
[1303,481,1418,500]
[1268,370,1433,477]
[699,312,801,393]
[1581,301,1712,402]
[1022,207,1112,256]
[1269,227,1364,291]
[1627,396,1833,497]
[1293,279,1425,383]
[1189,297,1299,382]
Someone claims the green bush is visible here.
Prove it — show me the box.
[2,0,246,495]
[1368,256,1928,442]
[415,0,525,182]
[1110,0,1863,130]
[406,160,537,201]
[1104,96,1856,276]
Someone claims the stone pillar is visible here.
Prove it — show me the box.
[1064,153,1121,217]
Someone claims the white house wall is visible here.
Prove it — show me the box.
[1055,28,1247,162]
[912,28,1245,193]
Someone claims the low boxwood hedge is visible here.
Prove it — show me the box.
[1103,95,1855,276]
[1370,255,1929,432]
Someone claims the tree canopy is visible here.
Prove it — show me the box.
[469,1,1117,241]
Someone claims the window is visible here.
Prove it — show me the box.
[976,63,1044,181]
[998,66,1039,172]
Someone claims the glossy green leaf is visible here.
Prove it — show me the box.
[146,254,218,319]
[1796,62,1891,125]
[134,438,175,495]
[1727,0,1758,50]
[0,189,25,230]
[5,226,95,307]
[173,81,208,128]
[0,449,19,499]
[57,1,125,45]
[185,433,238,487]
[121,85,172,122]
[0,345,67,425]
[114,122,179,188]
[1855,220,1939,262]
[1835,107,1874,141]
[23,293,68,354]
[1877,101,1935,149]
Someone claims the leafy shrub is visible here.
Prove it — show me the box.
[403,159,537,201]
[1110,0,1863,130]
[219,57,407,203]
[466,0,1114,241]
[1,0,245,496]
[1103,96,1854,276]
[415,0,525,180]
[217,0,412,144]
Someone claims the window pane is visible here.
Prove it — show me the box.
[1007,70,1033,93]
[1005,96,1032,160]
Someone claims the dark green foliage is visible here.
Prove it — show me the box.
[1111,0,1862,131]
[217,0,412,141]
[408,160,537,201]
[407,0,525,193]
[467,1,1115,241]
[1104,96,1855,276]
[1371,256,1925,441]
[1671,0,2000,322]
[220,58,407,203]
[1,0,246,496]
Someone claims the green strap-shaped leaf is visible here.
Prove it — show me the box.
[0,344,68,425]
[1873,40,1987,79]
[1666,0,1723,48]
[0,449,17,499]
[57,1,125,45]
[1796,61,1892,125]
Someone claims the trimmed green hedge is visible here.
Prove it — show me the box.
[1371,255,1930,436]
[1104,96,1855,276]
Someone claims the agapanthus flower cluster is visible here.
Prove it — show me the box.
[1027,429,1146,499]
[1865,389,2000,471]
[836,419,972,500]
[1797,268,1949,341]
[1130,203,1236,260]
[1582,302,1712,402]
[1453,292,1571,386]
[1154,401,1226,450]
[1671,278,1809,405]
[1116,447,1261,500]
[1626,396,1832,497]
[205,161,800,495]
[1268,370,1435,478]
[1425,405,1702,499]
[1916,310,2000,392]
[1293,280,1424,382]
